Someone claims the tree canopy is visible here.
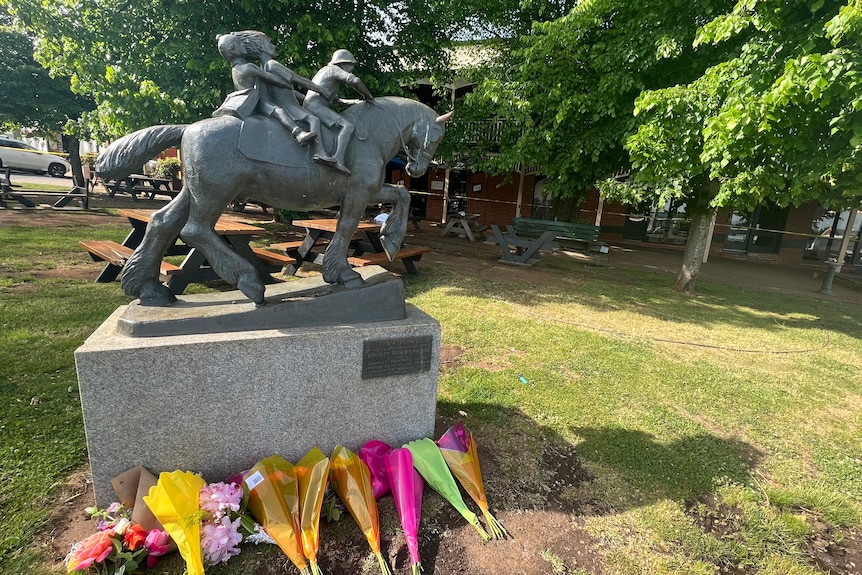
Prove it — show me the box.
[449,0,862,290]
[455,0,862,216]
[0,24,90,135]
[450,0,737,202]
[617,0,862,216]
[2,0,480,139]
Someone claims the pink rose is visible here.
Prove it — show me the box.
[67,531,113,571]
[143,529,171,568]
[143,529,170,556]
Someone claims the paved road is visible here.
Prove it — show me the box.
[4,171,73,187]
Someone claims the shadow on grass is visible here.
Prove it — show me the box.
[434,401,759,517]
[570,425,761,506]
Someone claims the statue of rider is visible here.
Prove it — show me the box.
[303,49,374,175]
[213,30,331,161]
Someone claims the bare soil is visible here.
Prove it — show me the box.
[9,187,862,574]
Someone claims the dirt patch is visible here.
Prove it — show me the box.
[39,448,604,575]
[36,468,97,566]
[439,344,466,372]
[691,494,862,575]
[804,520,862,575]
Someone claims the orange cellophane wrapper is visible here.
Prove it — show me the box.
[296,447,331,575]
[439,431,508,539]
[243,455,310,575]
[330,445,393,575]
[142,470,206,575]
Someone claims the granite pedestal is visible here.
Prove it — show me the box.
[75,269,440,506]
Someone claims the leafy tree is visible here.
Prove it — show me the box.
[606,0,862,291]
[0,19,93,184]
[456,0,862,291]
[0,26,88,134]
[1,0,481,139]
[449,0,735,216]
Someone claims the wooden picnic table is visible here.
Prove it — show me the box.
[280,218,382,275]
[439,213,486,242]
[276,218,429,275]
[80,208,293,294]
[105,174,175,200]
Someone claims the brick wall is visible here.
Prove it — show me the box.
[394,168,535,225]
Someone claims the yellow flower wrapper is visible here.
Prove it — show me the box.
[142,470,206,575]
[243,455,310,575]
[296,447,331,575]
[330,445,393,575]
[438,423,508,539]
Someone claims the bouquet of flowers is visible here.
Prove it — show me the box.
[198,480,261,566]
[66,502,171,574]
[142,470,273,575]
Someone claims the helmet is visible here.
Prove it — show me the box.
[329,49,358,66]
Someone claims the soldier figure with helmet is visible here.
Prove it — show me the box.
[303,49,375,175]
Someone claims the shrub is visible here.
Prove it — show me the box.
[154,157,182,181]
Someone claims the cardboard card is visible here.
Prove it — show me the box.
[111,466,163,531]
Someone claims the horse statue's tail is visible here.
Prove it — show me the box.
[95,125,186,181]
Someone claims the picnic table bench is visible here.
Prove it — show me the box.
[347,246,431,274]
[488,217,605,266]
[1,168,89,209]
[103,174,176,201]
[79,240,182,282]
[279,219,430,275]
[79,209,294,293]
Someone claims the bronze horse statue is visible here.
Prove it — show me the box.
[96,96,451,306]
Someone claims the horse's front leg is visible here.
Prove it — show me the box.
[181,203,266,304]
[322,196,363,288]
[122,190,190,306]
[373,184,411,260]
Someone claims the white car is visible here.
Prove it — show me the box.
[0,137,71,177]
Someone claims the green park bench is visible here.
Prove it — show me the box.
[488,217,606,265]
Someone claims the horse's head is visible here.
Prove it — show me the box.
[405,111,453,177]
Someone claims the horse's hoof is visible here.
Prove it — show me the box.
[342,275,364,289]
[238,276,265,305]
[135,283,177,306]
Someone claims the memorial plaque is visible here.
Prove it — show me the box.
[362,335,433,379]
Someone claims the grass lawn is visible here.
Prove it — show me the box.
[1,213,860,574]
[6,181,72,193]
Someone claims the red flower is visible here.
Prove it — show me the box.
[67,530,113,571]
[123,524,148,551]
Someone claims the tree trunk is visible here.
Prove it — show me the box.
[66,135,85,188]
[550,195,583,222]
[673,209,715,293]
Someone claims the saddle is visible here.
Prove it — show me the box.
[237,108,369,169]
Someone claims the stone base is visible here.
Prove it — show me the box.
[75,303,440,506]
[117,266,406,337]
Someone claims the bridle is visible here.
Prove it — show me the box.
[379,101,438,168]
